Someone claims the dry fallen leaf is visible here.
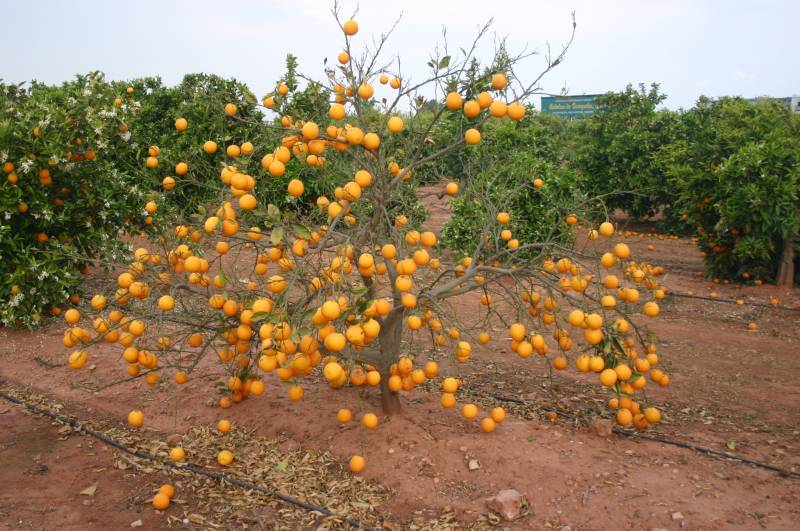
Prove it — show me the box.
[80,484,98,496]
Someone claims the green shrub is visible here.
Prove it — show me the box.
[573,83,681,227]
[442,159,583,259]
[665,97,800,282]
[0,72,144,326]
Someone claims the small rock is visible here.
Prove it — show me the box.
[588,418,613,437]
[672,512,684,520]
[468,459,481,471]
[130,520,143,528]
[651,528,669,531]
[486,489,524,521]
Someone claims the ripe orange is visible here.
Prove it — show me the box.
[490,407,506,423]
[446,92,463,110]
[152,492,170,510]
[159,484,175,498]
[387,116,404,132]
[217,450,234,465]
[363,132,380,150]
[349,455,365,473]
[599,368,618,387]
[203,140,217,154]
[286,179,304,197]
[337,409,352,423]
[301,121,319,140]
[480,417,496,433]
[442,377,459,393]
[357,84,374,100]
[491,73,508,90]
[174,118,188,131]
[169,447,185,462]
[127,409,144,428]
[613,243,631,259]
[616,408,633,426]
[329,103,345,120]
[362,412,378,429]
[217,419,232,433]
[226,144,241,158]
[323,332,346,352]
[440,392,456,408]
[463,100,481,118]
[68,350,88,369]
[643,302,660,317]
[462,404,478,419]
[489,100,507,117]
[343,19,358,36]
[288,385,304,401]
[64,308,80,325]
[507,102,526,120]
[158,295,174,311]
[509,323,526,341]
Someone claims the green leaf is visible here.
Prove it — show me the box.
[438,56,451,69]
[291,223,311,239]
[251,311,270,322]
[267,204,281,224]
[270,226,284,245]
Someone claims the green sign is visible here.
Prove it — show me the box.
[541,95,601,117]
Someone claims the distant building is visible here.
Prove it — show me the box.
[541,95,602,118]
[746,95,800,113]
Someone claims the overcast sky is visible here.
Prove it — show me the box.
[1,0,796,110]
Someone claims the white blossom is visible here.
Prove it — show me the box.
[9,293,23,308]
[19,159,34,174]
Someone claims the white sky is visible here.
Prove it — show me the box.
[1,0,797,110]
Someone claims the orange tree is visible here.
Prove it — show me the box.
[62,9,670,471]
[665,96,800,286]
[0,72,143,327]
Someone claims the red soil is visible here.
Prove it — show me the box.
[1,187,799,529]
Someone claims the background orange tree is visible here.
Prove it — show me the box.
[63,6,669,470]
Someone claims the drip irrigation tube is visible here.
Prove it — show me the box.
[665,291,800,312]
[491,395,800,479]
[0,390,380,531]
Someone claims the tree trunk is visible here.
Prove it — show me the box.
[776,236,795,288]
[379,373,402,414]
[376,306,405,415]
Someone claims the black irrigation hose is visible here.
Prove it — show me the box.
[666,291,800,312]
[491,395,800,479]
[0,390,380,531]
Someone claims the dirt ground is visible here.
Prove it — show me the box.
[1,187,799,530]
